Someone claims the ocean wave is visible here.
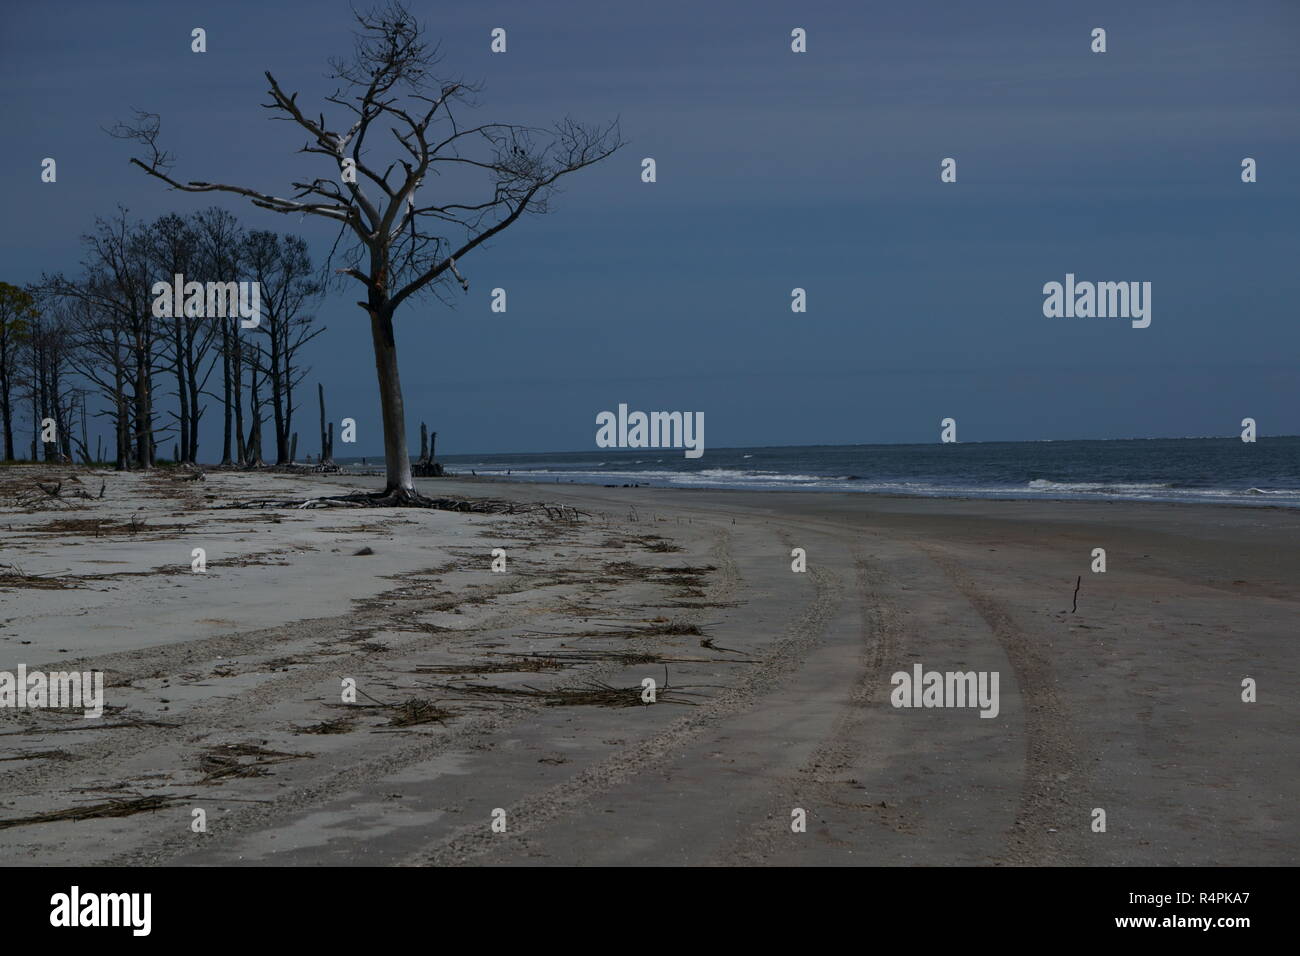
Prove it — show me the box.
[459,464,1300,507]
[1028,479,1173,492]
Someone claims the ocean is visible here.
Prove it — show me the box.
[347,436,1300,508]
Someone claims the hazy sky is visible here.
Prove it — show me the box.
[3,0,1298,457]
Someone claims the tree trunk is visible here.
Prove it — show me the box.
[368,307,414,496]
[173,316,189,463]
[270,323,288,464]
[233,335,246,465]
[80,396,90,464]
[134,343,153,468]
[318,382,331,464]
[283,347,295,463]
[0,358,13,460]
[0,319,12,460]
[220,322,233,465]
[186,320,202,463]
[247,362,265,467]
[0,381,12,461]
[29,380,37,460]
[114,361,127,470]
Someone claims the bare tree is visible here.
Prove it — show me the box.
[21,298,78,462]
[50,211,166,469]
[146,212,221,463]
[0,282,37,460]
[114,1,621,503]
[192,207,246,466]
[61,278,133,469]
[241,231,323,464]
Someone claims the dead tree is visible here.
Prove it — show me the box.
[192,207,246,466]
[114,1,620,504]
[412,425,441,476]
[318,382,334,465]
[0,282,37,461]
[242,231,323,465]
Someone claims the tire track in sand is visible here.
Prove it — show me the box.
[918,544,1090,864]
[720,546,912,863]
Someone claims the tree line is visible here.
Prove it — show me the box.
[0,207,322,469]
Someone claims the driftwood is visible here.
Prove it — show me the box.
[0,794,191,831]
[15,478,103,510]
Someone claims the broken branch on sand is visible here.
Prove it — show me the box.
[0,794,191,830]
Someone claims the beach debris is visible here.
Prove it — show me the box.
[603,561,715,580]
[384,697,453,727]
[700,636,747,655]
[423,678,700,708]
[13,479,93,510]
[0,717,179,736]
[197,742,311,782]
[353,546,375,556]
[1071,575,1081,613]
[296,716,357,735]
[0,794,188,831]
[336,686,454,728]
[643,536,683,553]
[415,656,568,675]
[221,491,585,517]
[0,749,77,763]
[0,563,82,590]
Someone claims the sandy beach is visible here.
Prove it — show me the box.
[0,465,1294,866]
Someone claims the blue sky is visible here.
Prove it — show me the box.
[3,0,1298,457]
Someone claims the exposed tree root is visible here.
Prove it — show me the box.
[220,488,588,519]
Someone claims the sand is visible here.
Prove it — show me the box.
[0,464,1294,865]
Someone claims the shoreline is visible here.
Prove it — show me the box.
[324,467,1300,510]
